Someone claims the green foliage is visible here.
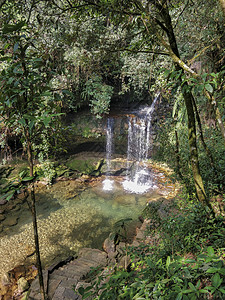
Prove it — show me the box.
[0,167,32,202]
[0,19,64,163]
[77,202,225,300]
[82,75,114,118]
[157,204,225,256]
[78,246,225,299]
[33,161,57,184]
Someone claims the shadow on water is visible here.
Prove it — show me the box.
[0,194,62,238]
[41,214,111,266]
[66,214,112,249]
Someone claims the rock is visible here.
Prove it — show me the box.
[9,265,26,281]
[12,204,21,212]
[1,272,11,286]
[113,194,136,205]
[0,214,6,222]
[7,202,17,210]
[2,215,19,226]
[0,199,7,205]
[103,233,118,259]
[78,248,107,266]
[117,255,131,270]
[138,216,144,223]
[17,277,29,292]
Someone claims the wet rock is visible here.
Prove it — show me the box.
[91,187,112,200]
[113,194,136,205]
[17,277,29,293]
[2,215,19,226]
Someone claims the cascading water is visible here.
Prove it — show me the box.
[123,95,159,193]
[103,118,114,191]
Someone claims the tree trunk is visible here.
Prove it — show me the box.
[182,89,208,203]
[158,2,209,205]
[174,129,183,179]
[26,130,47,300]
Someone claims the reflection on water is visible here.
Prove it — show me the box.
[0,177,156,277]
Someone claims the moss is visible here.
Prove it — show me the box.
[65,158,97,175]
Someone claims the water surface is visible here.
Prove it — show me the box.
[0,175,167,277]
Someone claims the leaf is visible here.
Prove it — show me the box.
[5,190,15,201]
[29,119,35,133]
[207,246,215,256]
[18,118,26,126]
[13,66,23,74]
[219,268,225,275]
[166,256,171,269]
[7,77,14,84]
[212,273,222,288]
[2,21,26,34]
[0,56,11,61]
[205,83,213,93]
[62,89,73,96]
[43,116,51,127]
[206,267,219,274]
[78,286,84,296]
[188,282,196,291]
[41,91,52,97]
[21,176,34,182]
[175,293,182,300]
[199,289,209,294]
[196,280,201,289]
[19,170,27,177]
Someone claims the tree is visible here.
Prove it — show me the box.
[0,20,61,300]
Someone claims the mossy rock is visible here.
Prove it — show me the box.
[65,158,97,175]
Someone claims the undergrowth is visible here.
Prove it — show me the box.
[77,200,225,299]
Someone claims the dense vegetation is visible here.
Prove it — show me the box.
[0,0,225,299]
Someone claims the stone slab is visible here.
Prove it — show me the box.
[63,288,80,300]
[52,285,65,299]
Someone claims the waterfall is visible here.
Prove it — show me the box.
[105,118,114,174]
[103,118,114,191]
[123,95,159,193]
